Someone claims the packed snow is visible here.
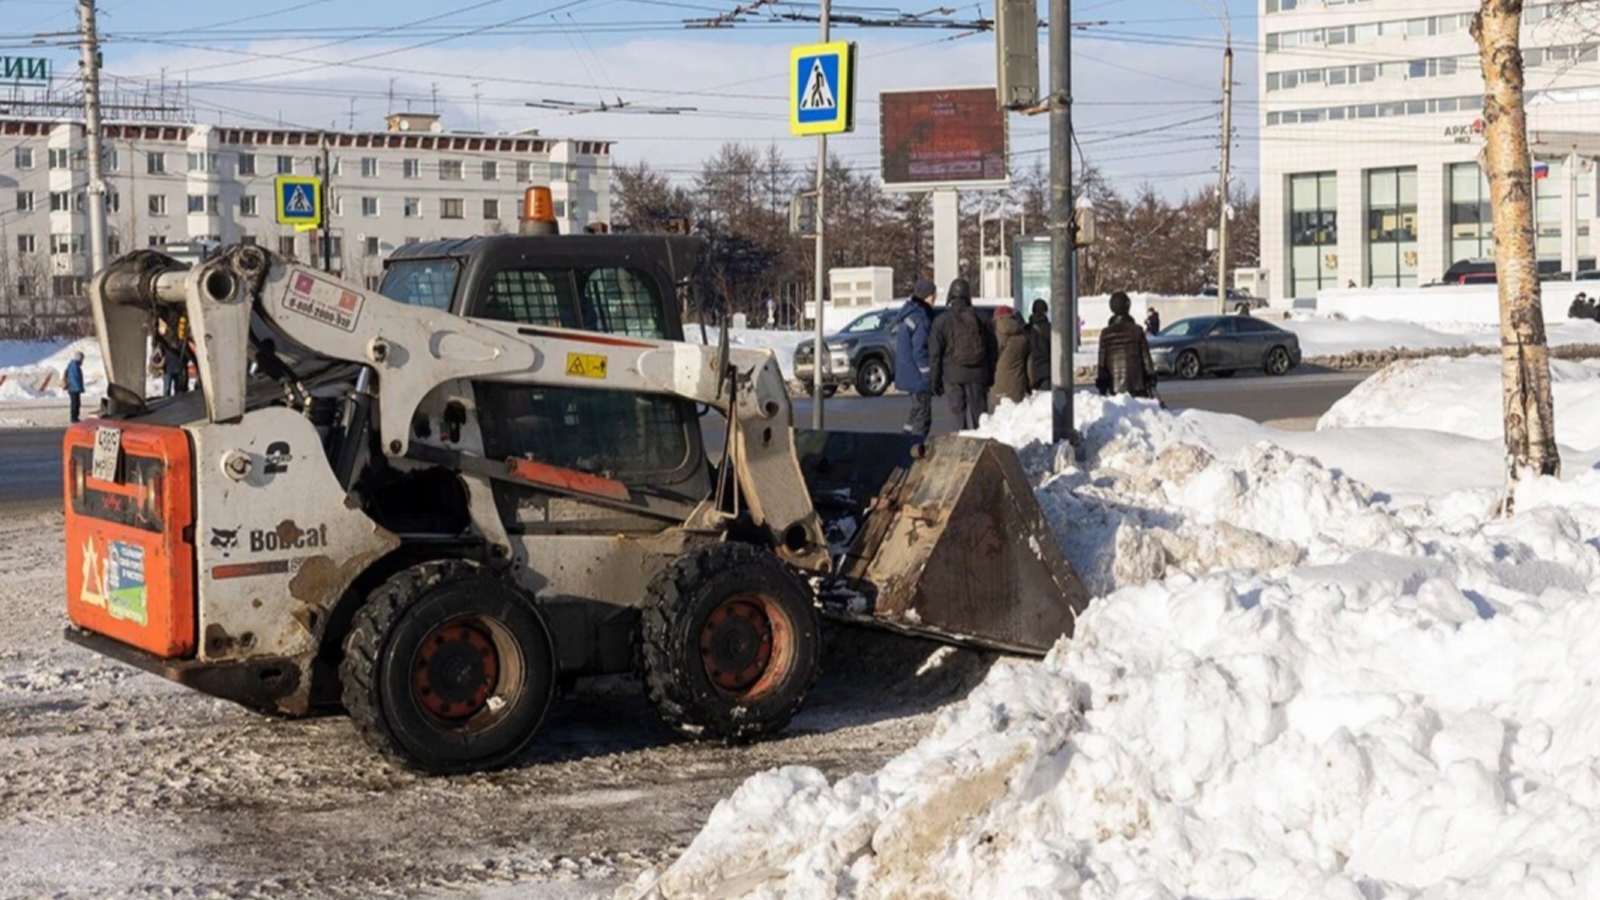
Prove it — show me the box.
[647,374,1600,899]
[1279,316,1600,359]
[1320,356,1600,451]
[0,337,103,402]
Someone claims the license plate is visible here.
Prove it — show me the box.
[91,427,122,483]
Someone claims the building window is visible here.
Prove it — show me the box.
[516,161,531,182]
[17,234,35,254]
[108,233,122,256]
[482,161,498,181]
[238,153,257,176]
[404,197,421,218]
[187,152,218,173]
[403,158,420,179]
[187,195,218,214]
[147,152,167,175]
[1533,158,1582,262]
[50,192,71,213]
[105,191,120,214]
[279,235,297,258]
[365,236,380,255]
[240,195,259,217]
[361,196,379,217]
[440,160,464,181]
[104,148,119,172]
[553,199,567,218]
[53,276,85,297]
[148,235,167,248]
[50,233,82,255]
[333,196,344,217]
[16,276,33,297]
[332,158,343,177]
[441,198,465,219]
[277,155,295,175]
[149,194,168,216]
[241,234,257,246]
[14,147,32,169]
[1289,172,1338,299]
[361,157,379,178]
[48,148,72,170]
[1366,168,1418,288]
[483,198,500,220]
[1448,163,1493,264]
[16,191,34,213]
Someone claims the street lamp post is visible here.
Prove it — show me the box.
[1191,0,1234,312]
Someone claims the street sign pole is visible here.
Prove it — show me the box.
[1049,0,1076,446]
[812,0,829,431]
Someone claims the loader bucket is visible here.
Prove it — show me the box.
[796,431,1090,656]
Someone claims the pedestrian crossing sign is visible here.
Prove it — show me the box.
[275,175,322,228]
[790,41,855,136]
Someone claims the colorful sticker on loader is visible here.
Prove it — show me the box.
[107,541,148,626]
[566,353,608,379]
[282,269,365,332]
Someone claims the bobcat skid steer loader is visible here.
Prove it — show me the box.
[63,206,1089,774]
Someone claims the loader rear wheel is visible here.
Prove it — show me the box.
[341,560,557,774]
[639,543,820,743]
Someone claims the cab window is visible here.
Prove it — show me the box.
[379,259,459,310]
[476,266,666,339]
[475,384,690,481]
[482,270,577,327]
[583,268,664,337]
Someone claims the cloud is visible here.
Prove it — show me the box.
[106,31,1256,199]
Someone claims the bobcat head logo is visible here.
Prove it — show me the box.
[210,528,239,557]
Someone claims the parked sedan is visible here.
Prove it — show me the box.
[1148,315,1302,380]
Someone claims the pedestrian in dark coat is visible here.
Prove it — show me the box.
[64,350,85,423]
[1569,293,1589,320]
[1026,298,1051,391]
[1096,291,1158,399]
[992,307,1031,406]
[928,278,997,430]
[894,279,937,438]
[1145,306,1162,336]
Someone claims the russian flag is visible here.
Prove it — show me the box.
[1534,160,1551,180]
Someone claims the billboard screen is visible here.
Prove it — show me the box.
[880,87,1008,189]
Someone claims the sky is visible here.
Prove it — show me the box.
[0,0,1259,200]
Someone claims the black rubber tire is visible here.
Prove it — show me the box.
[855,357,892,398]
[1214,370,1236,379]
[341,559,557,774]
[1265,346,1292,376]
[638,543,821,743]
[1176,350,1202,381]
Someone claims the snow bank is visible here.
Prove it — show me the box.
[0,337,104,402]
[1320,356,1600,451]
[1278,316,1600,360]
[648,379,1600,900]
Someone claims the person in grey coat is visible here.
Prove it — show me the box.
[928,278,997,430]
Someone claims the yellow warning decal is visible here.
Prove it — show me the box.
[566,353,608,379]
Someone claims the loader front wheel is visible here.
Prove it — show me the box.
[342,560,557,774]
[639,543,820,743]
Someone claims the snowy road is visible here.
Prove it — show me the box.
[0,507,993,899]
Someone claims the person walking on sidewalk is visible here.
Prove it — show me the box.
[1026,298,1051,392]
[929,278,997,430]
[893,279,937,438]
[64,351,86,423]
[1096,291,1158,399]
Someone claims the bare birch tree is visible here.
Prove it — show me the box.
[1474,0,1560,510]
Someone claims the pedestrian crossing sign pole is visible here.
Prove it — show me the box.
[275,175,322,231]
[789,41,855,137]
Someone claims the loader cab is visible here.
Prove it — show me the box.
[379,235,712,522]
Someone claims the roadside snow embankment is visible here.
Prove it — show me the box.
[0,337,101,402]
[649,376,1600,900]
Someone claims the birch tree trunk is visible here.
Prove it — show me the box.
[1473,0,1560,513]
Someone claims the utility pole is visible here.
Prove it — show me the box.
[1216,40,1234,314]
[811,0,830,430]
[78,0,108,274]
[320,141,334,275]
[1049,0,1074,444]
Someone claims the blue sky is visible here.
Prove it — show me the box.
[4,0,1259,198]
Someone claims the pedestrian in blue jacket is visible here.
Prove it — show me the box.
[894,279,937,438]
[64,351,85,423]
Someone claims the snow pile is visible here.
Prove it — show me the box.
[1277,316,1600,359]
[1319,356,1600,451]
[0,337,103,402]
[647,381,1600,900]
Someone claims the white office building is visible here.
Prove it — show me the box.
[0,112,613,302]
[1259,0,1600,301]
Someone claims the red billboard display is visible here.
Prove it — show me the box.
[879,87,1009,189]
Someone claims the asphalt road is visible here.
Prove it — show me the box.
[0,368,1371,512]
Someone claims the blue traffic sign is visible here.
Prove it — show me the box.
[275,175,322,227]
[789,41,855,137]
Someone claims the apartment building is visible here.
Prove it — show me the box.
[1260,0,1600,300]
[0,112,612,299]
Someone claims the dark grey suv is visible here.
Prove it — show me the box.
[794,306,1001,398]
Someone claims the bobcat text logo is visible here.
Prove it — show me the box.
[249,522,329,554]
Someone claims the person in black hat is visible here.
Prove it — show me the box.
[894,279,937,437]
[928,278,997,429]
[1096,291,1157,399]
